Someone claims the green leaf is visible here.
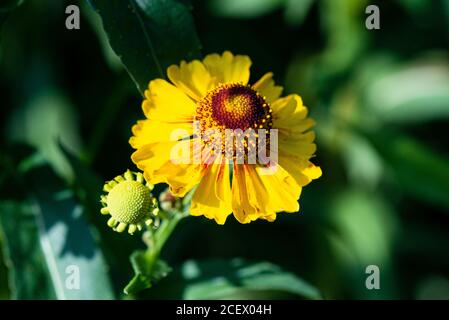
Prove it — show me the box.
[124,250,172,294]
[284,0,315,27]
[329,190,397,265]
[6,90,83,181]
[0,201,56,299]
[209,0,284,18]
[369,132,449,211]
[0,233,11,299]
[183,259,320,299]
[0,165,115,299]
[327,190,399,298]
[339,132,384,189]
[81,1,123,72]
[143,259,321,299]
[88,0,201,94]
[363,59,449,124]
[320,0,367,73]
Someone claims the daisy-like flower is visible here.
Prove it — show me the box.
[130,51,321,224]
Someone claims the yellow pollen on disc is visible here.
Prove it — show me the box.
[222,94,252,118]
[106,180,151,224]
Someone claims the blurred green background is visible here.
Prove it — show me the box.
[1,0,449,300]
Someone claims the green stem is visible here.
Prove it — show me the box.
[150,211,185,258]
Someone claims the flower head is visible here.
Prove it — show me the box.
[130,51,322,224]
[100,170,158,234]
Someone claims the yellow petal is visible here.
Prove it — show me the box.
[279,142,317,160]
[270,94,318,159]
[129,119,193,149]
[231,164,301,224]
[252,165,301,214]
[131,138,205,197]
[278,127,317,158]
[272,94,308,127]
[279,155,322,187]
[261,214,277,222]
[131,141,179,183]
[278,119,315,141]
[302,162,322,180]
[279,131,316,145]
[252,72,283,103]
[231,164,259,224]
[164,162,206,197]
[167,60,214,101]
[215,160,232,204]
[191,161,232,225]
[142,79,196,122]
[203,51,252,85]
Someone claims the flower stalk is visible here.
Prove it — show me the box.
[146,208,187,258]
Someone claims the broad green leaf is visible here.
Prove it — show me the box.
[336,56,449,127]
[340,132,384,189]
[363,59,449,124]
[209,0,284,18]
[6,90,82,181]
[124,250,172,294]
[182,259,320,299]
[81,1,123,72]
[209,0,315,26]
[142,258,321,299]
[0,164,115,299]
[0,234,11,299]
[329,190,397,265]
[327,190,399,298]
[88,0,201,94]
[0,201,56,299]
[320,0,368,73]
[369,132,449,211]
[284,0,315,27]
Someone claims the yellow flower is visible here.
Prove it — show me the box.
[130,51,322,224]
